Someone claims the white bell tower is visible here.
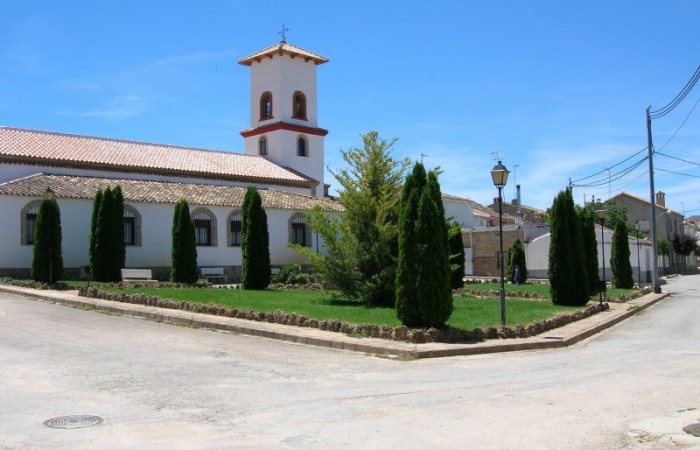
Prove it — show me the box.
[239,40,329,197]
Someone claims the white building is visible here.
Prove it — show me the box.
[0,40,341,281]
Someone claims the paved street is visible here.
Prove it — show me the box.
[1,275,699,449]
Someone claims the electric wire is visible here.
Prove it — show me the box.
[572,155,648,188]
[570,147,647,184]
[655,167,700,179]
[654,92,700,152]
[649,65,700,119]
[655,151,700,167]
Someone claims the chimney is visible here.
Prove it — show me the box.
[656,191,666,208]
[516,184,522,217]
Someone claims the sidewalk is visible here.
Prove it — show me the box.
[0,284,670,359]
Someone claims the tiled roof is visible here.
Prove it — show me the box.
[238,41,329,66]
[0,173,344,212]
[0,127,316,188]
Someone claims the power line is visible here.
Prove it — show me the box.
[649,65,700,119]
[570,147,647,184]
[655,92,700,152]
[655,151,700,167]
[572,155,648,188]
[656,167,700,179]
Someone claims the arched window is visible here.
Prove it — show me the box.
[123,205,142,247]
[289,213,311,247]
[292,91,307,120]
[227,210,242,247]
[20,200,41,245]
[260,92,273,120]
[297,136,308,157]
[258,136,267,156]
[191,208,218,247]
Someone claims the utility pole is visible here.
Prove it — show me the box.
[646,107,661,293]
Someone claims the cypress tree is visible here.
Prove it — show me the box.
[580,208,600,296]
[241,186,271,290]
[548,188,588,306]
[88,189,103,277]
[171,199,198,283]
[507,238,528,284]
[416,171,452,327]
[111,185,125,280]
[448,222,465,289]
[611,219,634,288]
[93,187,114,281]
[396,163,427,327]
[31,197,63,284]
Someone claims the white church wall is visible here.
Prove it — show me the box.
[0,194,321,279]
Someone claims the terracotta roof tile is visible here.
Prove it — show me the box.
[0,173,344,212]
[0,127,316,188]
[238,41,329,66]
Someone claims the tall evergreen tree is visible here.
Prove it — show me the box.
[111,185,126,280]
[171,199,198,283]
[241,186,271,290]
[396,165,453,328]
[395,163,427,326]
[93,187,114,281]
[293,131,410,306]
[548,188,588,306]
[506,238,528,284]
[579,208,600,296]
[448,222,465,289]
[31,196,63,284]
[611,219,634,288]
[416,171,453,327]
[88,189,103,277]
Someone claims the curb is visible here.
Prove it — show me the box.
[0,285,670,359]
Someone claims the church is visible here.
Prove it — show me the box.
[0,40,345,281]
[0,39,483,281]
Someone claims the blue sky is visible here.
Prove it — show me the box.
[2,1,699,215]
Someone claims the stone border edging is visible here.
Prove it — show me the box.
[0,285,670,359]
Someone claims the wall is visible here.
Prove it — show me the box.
[0,195,318,281]
[525,229,654,283]
[464,227,524,277]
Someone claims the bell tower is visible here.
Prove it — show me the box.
[238,40,329,197]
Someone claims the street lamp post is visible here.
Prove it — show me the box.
[634,222,641,288]
[491,161,510,328]
[596,209,607,305]
[44,187,55,285]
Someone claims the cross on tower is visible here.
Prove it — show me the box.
[279,24,289,42]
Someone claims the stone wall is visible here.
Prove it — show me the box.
[464,227,524,277]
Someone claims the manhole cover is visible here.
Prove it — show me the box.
[683,422,700,437]
[44,415,103,429]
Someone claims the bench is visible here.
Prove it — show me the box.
[270,267,280,280]
[120,268,158,287]
[200,267,228,284]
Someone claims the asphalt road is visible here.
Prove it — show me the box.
[1,275,699,449]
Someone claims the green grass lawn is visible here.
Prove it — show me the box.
[88,284,586,330]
